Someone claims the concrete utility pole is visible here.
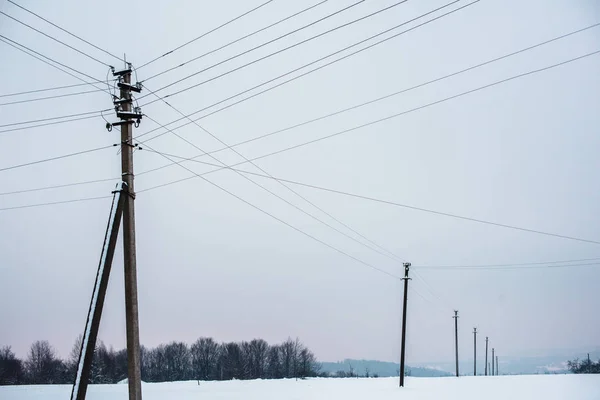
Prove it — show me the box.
[473,328,477,376]
[399,262,411,387]
[485,337,489,376]
[112,62,143,400]
[491,348,495,376]
[453,310,459,377]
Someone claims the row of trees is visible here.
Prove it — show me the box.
[567,356,600,374]
[0,337,320,385]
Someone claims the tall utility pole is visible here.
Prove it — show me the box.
[473,328,477,376]
[112,63,143,400]
[453,310,459,377]
[491,348,495,376]
[485,337,489,376]
[399,262,411,387]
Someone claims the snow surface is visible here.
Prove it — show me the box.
[2,375,600,400]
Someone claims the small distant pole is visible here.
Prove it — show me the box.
[485,337,489,376]
[588,353,591,373]
[453,311,459,377]
[492,348,495,376]
[473,328,477,376]
[399,262,411,388]
[496,355,498,376]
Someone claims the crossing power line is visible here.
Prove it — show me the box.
[138,147,600,247]
[140,141,402,280]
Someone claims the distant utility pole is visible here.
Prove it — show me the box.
[453,310,459,377]
[491,348,495,376]
[588,353,591,373]
[110,61,144,400]
[485,337,489,376]
[496,355,498,376]
[473,328,477,376]
[399,262,411,388]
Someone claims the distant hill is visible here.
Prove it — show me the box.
[319,359,452,378]
[409,348,600,376]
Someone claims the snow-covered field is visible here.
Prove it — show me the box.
[3,375,600,400]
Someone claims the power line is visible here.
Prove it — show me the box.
[134,0,472,140]
[137,0,275,70]
[138,20,600,153]
[414,257,600,269]
[0,145,114,173]
[6,0,123,63]
[0,10,111,66]
[0,177,117,196]
[0,82,105,98]
[140,141,401,280]
[139,148,600,246]
[0,35,109,91]
[0,195,111,212]
[0,109,110,129]
[139,0,409,104]
[0,114,104,134]
[415,262,600,270]
[0,88,103,106]
[143,0,330,82]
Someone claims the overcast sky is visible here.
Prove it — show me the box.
[1,0,599,365]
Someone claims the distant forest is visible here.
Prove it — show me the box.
[567,357,600,374]
[0,337,320,385]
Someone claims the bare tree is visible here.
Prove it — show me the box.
[25,341,64,384]
[190,337,220,382]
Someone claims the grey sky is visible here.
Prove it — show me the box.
[1,0,599,366]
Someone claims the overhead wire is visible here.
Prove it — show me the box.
[143,0,330,82]
[138,0,410,104]
[0,82,106,98]
[0,109,111,129]
[0,177,118,196]
[0,145,114,173]
[137,0,275,70]
[0,195,111,212]
[0,114,105,134]
[138,148,600,246]
[414,257,600,269]
[0,10,112,66]
[415,262,600,270]
[0,88,104,106]
[5,0,123,63]
[134,0,474,140]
